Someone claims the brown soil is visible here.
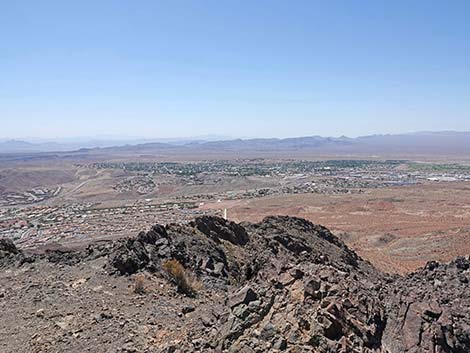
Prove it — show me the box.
[202,182,470,273]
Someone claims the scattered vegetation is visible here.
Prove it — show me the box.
[407,162,470,172]
[162,259,199,296]
[308,334,323,347]
[133,273,146,295]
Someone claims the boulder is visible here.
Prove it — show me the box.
[228,286,258,308]
[0,238,19,255]
[194,216,249,246]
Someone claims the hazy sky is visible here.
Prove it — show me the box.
[1,0,470,139]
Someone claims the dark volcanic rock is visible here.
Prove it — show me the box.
[228,285,258,308]
[382,257,470,353]
[0,237,24,268]
[136,224,168,245]
[104,216,470,352]
[110,239,150,275]
[193,216,249,245]
[2,216,469,353]
[0,238,19,254]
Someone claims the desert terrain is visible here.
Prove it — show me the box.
[1,146,470,353]
[3,1,470,350]
[2,215,469,352]
[1,149,469,274]
[202,182,470,273]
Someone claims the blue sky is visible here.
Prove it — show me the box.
[1,0,469,139]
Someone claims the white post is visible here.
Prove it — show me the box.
[223,208,227,220]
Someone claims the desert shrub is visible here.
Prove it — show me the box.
[133,273,146,294]
[162,259,197,296]
[308,334,323,347]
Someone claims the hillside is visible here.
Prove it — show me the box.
[1,216,469,352]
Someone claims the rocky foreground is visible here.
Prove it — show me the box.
[0,216,469,353]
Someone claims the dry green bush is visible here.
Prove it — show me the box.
[133,273,146,295]
[162,259,198,296]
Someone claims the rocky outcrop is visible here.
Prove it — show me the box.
[2,216,469,352]
[0,238,19,255]
[105,216,470,352]
[104,216,470,352]
[383,257,470,353]
[0,237,23,267]
[109,219,236,279]
[193,216,249,246]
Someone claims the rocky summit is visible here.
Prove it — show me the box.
[0,216,469,353]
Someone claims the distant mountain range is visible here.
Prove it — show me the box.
[1,131,470,156]
[0,135,232,153]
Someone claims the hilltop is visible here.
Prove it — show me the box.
[0,216,469,352]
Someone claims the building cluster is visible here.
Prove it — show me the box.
[90,159,407,177]
[0,201,216,249]
[0,186,61,207]
[1,159,469,248]
[113,175,156,194]
[90,159,470,183]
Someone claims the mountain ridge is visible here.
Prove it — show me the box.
[1,215,469,352]
[2,131,470,156]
